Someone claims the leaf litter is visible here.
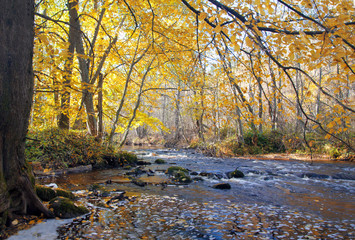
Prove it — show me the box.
[55,193,354,240]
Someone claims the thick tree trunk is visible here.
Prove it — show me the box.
[69,0,97,135]
[0,0,53,227]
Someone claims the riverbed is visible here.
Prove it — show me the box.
[9,148,355,239]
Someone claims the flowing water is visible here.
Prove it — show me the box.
[10,148,355,239]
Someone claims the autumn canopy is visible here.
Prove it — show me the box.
[30,0,354,149]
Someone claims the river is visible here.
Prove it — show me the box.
[9,148,355,239]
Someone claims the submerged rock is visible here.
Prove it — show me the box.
[49,197,89,218]
[137,160,151,165]
[125,167,146,176]
[212,183,231,189]
[131,178,147,187]
[199,172,214,178]
[199,172,223,179]
[107,191,126,204]
[192,177,204,181]
[332,173,355,180]
[297,173,329,179]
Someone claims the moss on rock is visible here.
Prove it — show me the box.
[165,166,191,184]
[227,169,245,178]
[56,189,75,200]
[166,166,188,175]
[154,159,166,164]
[49,197,89,218]
[172,171,192,184]
[35,186,56,201]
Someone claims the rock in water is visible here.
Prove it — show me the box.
[212,183,231,189]
[226,169,244,178]
[49,197,89,218]
[36,185,57,201]
[55,188,76,200]
[154,159,166,164]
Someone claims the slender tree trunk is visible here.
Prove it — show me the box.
[97,73,104,140]
[58,3,75,129]
[53,76,60,124]
[295,64,303,133]
[174,78,182,142]
[0,0,53,227]
[214,43,257,132]
[315,67,322,118]
[268,58,277,130]
[108,36,148,145]
[231,85,244,143]
[119,58,154,147]
[197,75,205,142]
[257,77,263,133]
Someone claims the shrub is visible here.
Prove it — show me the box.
[244,130,285,153]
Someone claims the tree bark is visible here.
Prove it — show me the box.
[69,0,97,135]
[97,73,104,140]
[0,0,53,227]
[174,78,182,143]
[58,1,75,130]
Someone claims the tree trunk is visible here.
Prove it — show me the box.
[58,2,75,130]
[268,58,278,130]
[119,58,155,147]
[69,0,97,135]
[174,78,182,142]
[231,85,244,143]
[97,73,104,140]
[315,67,322,118]
[257,77,263,133]
[0,0,53,227]
[295,64,303,133]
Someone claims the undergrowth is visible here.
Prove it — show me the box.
[191,129,353,160]
[25,128,137,170]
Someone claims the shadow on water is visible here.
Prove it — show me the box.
[32,148,355,239]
